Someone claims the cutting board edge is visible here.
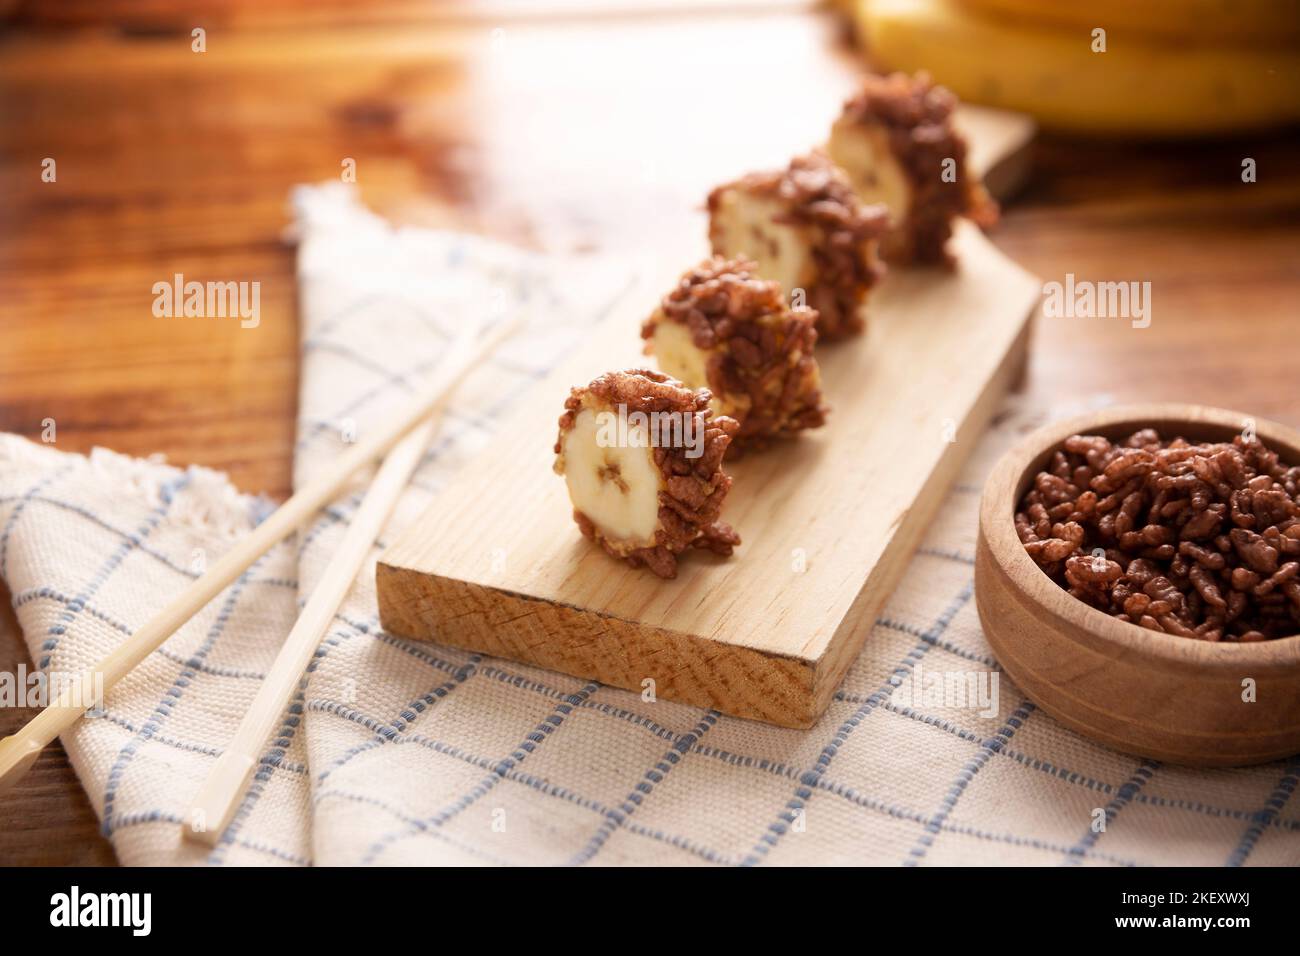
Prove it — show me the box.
[376,561,825,728]
[808,303,1036,716]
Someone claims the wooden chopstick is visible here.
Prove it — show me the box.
[183,414,442,845]
[0,317,522,794]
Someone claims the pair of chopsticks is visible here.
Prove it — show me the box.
[0,317,522,845]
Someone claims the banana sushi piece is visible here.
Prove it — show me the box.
[641,257,828,452]
[553,368,740,578]
[827,71,995,266]
[707,153,887,341]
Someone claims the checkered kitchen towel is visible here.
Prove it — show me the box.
[2,184,1298,866]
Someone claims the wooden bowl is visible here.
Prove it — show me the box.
[975,403,1300,767]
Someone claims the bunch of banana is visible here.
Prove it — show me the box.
[850,0,1300,135]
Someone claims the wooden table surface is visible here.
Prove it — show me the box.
[1,1,1296,865]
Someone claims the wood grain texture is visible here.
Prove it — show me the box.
[0,1,1296,863]
[377,207,1042,727]
[976,404,1300,767]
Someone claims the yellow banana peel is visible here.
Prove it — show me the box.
[858,0,1300,135]
[954,0,1300,44]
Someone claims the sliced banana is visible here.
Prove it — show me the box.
[649,320,722,416]
[708,191,815,311]
[707,153,886,341]
[554,369,740,578]
[556,406,662,553]
[825,122,912,239]
[827,71,994,265]
[643,257,827,449]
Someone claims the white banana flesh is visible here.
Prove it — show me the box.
[557,407,663,553]
[825,122,912,235]
[708,190,814,302]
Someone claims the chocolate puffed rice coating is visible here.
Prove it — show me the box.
[1017,428,1300,641]
[831,71,996,266]
[641,256,828,451]
[554,368,740,579]
[707,152,888,341]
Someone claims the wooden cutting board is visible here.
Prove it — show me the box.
[376,107,1041,728]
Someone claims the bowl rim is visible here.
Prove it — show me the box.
[980,402,1300,672]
